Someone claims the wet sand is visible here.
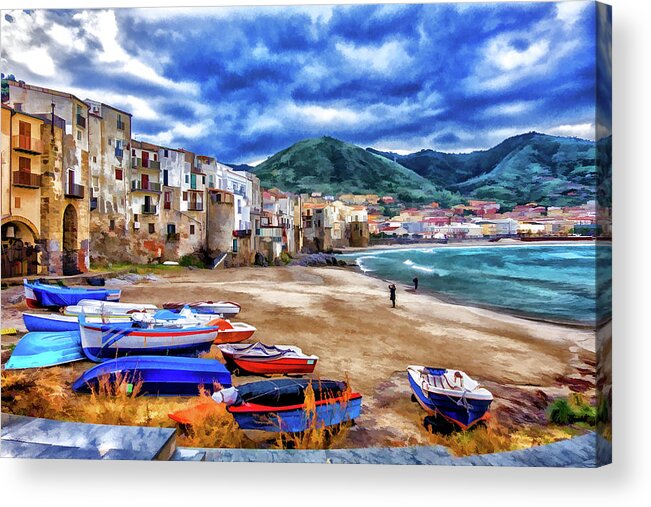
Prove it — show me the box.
[0,265,597,448]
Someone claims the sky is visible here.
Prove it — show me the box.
[0,2,608,165]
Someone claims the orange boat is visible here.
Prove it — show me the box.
[207,318,257,344]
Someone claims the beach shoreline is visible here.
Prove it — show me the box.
[1,264,597,450]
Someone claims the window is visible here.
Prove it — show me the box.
[148,223,155,234]
[76,105,82,115]
[77,130,82,141]
[167,224,176,235]
[108,138,112,146]
[18,157,31,172]
[109,219,115,231]
[232,239,238,253]
[163,170,169,186]
[183,192,188,201]
[164,191,171,210]
[164,149,169,158]
[133,214,139,222]
[185,175,189,184]
[93,156,97,163]
[15,197,21,208]
[115,168,123,180]
[202,176,206,185]
[132,148,136,156]
[190,225,195,235]
[153,153,158,161]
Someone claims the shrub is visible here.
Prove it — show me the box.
[179,254,205,269]
[547,394,596,426]
[279,251,292,265]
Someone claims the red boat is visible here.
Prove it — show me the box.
[217,342,319,375]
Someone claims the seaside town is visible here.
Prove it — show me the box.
[1,78,607,278]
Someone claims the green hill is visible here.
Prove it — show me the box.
[253,136,462,206]
[368,133,602,208]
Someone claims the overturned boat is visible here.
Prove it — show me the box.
[218,342,318,375]
[72,356,232,396]
[407,365,493,430]
[78,313,219,361]
[4,331,84,369]
[24,279,121,309]
[208,378,362,432]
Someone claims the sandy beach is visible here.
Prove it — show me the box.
[1,263,597,448]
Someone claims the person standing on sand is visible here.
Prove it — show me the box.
[413,277,419,291]
[389,284,397,308]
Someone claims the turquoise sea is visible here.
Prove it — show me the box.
[338,244,611,325]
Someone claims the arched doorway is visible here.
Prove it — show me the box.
[1,220,39,277]
[62,204,79,275]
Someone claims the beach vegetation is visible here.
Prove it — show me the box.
[547,394,596,426]
[178,254,206,269]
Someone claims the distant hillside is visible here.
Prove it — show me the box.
[368,132,602,207]
[253,136,462,206]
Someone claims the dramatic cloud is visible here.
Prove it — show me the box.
[1,2,600,164]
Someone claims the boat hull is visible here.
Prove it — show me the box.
[227,379,361,432]
[79,319,218,361]
[73,356,232,396]
[24,280,121,308]
[407,371,491,430]
[23,313,130,333]
[224,356,318,375]
[5,331,84,369]
[214,328,256,344]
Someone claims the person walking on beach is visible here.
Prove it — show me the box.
[413,277,419,291]
[389,284,397,308]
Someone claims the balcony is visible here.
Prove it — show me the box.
[257,226,284,239]
[187,202,204,211]
[142,203,158,214]
[12,171,41,188]
[166,232,180,242]
[76,114,86,128]
[132,158,160,171]
[12,135,44,154]
[65,182,85,199]
[233,229,251,238]
[131,180,162,193]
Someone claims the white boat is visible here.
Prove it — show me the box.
[65,299,158,316]
[162,300,241,318]
[407,365,494,430]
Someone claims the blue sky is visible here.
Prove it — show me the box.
[1,2,605,164]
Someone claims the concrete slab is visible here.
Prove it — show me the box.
[1,413,176,461]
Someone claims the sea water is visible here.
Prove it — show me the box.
[338,244,611,325]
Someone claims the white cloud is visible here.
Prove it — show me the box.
[482,100,540,118]
[556,1,590,27]
[487,37,549,72]
[547,123,595,140]
[336,40,413,73]
[139,119,215,146]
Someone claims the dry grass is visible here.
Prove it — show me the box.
[426,416,583,456]
[1,368,72,419]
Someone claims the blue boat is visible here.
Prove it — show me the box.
[5,331,84,369]
[24,279,121,309]
[72,356,232,396]
[224,379,362,432]
[78,314,219,361]
[407,365,493,430]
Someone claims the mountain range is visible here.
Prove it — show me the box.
[251,132,610,209]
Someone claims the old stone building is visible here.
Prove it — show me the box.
[3,81,91,275]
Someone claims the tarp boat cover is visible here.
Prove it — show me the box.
[223,378,363,432]
[72,356,232,396]
[163,300,241,317]
[24,279,121,308]
[5,331,84,369]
